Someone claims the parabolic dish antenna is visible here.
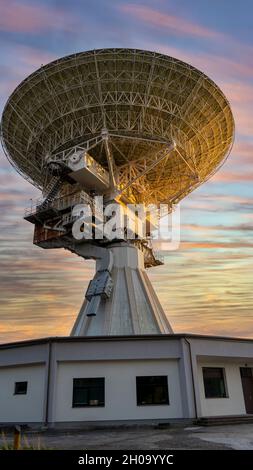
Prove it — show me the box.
[1,48,234,206]
[0,49,235,336]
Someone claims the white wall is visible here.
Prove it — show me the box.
[55,359,183,422]
[198,362,246,417]
[0,364,45,423]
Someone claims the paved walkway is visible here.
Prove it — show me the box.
[189,423,253,450]
[2,423,253,450]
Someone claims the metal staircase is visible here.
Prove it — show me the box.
[39,177,63,210]
[24,176,63,223]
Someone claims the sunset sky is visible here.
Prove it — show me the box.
[0,0,253,343]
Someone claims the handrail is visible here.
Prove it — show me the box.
[24,190,93,216]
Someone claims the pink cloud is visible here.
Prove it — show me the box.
[121,3,253,78]
[121,4,224,40]
[0,45,57,98]
[220,82,253,139]
[140,43,253,140]
[223,82,253,103]
[212,170,253,183]
[16,45,57,68]
[232,141,253,164]
[0,0,78,33]
[152,43,253,81]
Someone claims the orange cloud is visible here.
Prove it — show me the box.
[182,223,253,233]
[181,242,253,249]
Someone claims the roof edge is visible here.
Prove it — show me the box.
[0,332,253,350]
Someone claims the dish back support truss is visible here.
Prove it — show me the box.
[1,48,234,209]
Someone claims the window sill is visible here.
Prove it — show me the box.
[137,403,170,406]
[204,396,229,399]
[72,404,105,408]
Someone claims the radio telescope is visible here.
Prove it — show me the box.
[0,48,234,336]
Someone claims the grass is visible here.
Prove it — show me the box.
[0,431,49,450]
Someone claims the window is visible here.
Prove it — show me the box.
[136,376,169,406]
[72,378,105,407]
[240,367,253,378]
[14,381,28,395]
[202,367,228,398]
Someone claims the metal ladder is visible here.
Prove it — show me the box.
[39,177,63,210]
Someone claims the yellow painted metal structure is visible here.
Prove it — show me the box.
[1,48,234,206]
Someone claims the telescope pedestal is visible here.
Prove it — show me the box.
[71,243,173,336]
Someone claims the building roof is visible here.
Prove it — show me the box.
[0,333,252,350]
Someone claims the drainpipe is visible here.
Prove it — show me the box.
[44,339,52,426]
[184,338,198,420]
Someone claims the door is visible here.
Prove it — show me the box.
[240,367,253,414]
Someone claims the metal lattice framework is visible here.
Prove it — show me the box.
[0,48,234,206]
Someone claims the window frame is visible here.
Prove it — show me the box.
[14,381,28,395]
[72,377,105,408]
[136,375,169,406]
[202,367,228,399]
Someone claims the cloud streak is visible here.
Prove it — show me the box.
[0,0,253,342]
[120,3,224,40]
[0,0,78,34]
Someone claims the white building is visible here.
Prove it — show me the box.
[0,334,253,426]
